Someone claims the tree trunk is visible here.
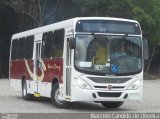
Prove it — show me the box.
[146,46,156,73]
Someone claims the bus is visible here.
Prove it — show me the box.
[9,17,146,108]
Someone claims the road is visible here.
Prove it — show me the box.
[0,79,160,113]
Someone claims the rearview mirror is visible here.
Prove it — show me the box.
[68,37,75,49]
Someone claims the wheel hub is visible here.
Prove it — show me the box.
[55,89,63,105]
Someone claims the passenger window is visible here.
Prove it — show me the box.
[11,39,18,60]
[18,37,25,59]
[25,36,34,59]
[41,32,52,58]
[52,29,64,57]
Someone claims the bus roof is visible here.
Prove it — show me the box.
[12,17,139,39]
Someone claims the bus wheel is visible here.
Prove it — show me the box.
[22,80,33,100]
[101,101,124,108]
[51,82,71,108]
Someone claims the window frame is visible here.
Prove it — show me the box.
[25,35,34,59]
[41,31,53,59]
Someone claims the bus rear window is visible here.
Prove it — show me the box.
[11,39,18,60]
[76,20,141,35]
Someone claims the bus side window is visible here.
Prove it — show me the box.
[52,29,64,58]
[25,36,34,59]
[41,32,52,58]
[11,39,18,60]
[18,37,25,59]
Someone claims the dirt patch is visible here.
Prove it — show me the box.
[144,73,160,80]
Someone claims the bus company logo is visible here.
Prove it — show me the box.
[48,63,61,71]
[54,64,61,71]
[108,85,112,90]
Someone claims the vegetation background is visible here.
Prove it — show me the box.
[0,0,160,78]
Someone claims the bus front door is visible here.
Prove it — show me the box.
[34,41,41,97]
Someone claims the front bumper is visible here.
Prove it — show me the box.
[71,85,143,102]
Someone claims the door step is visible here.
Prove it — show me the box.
[34,93,40,97]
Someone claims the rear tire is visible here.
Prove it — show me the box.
[101,101,124,108]
[22,80,33,100]
[51,82,71,108]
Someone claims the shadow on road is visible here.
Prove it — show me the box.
[14,96,131,112]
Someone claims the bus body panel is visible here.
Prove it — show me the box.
[70,68,143,102]
[10,59,63,82]
[9,17,143,104]
[10,58,63,95]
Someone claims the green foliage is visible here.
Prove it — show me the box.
[1,0,160,76]
[0,3,16,77]
[73,0,160,56]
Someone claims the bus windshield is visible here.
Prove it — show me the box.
[75,34,142,75]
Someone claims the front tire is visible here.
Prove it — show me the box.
[51,82,71,108]
[101,101,124,108]
[22,80,33,100]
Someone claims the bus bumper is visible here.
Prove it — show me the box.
[71,86,143,102]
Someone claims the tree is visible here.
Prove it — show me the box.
[77,0,160,73]
[131,0,160,72]
[3,0,60,27]
[0,0,160,77]
[0,3,16,78]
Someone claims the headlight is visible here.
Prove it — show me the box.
[128,79,143,90]
[73,77,92,89]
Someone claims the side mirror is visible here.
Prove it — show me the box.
[68,37,75,49]
[143,38,148,60]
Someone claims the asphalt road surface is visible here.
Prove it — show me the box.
[0,79,160,113]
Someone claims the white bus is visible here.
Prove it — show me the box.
[9,17,145,108]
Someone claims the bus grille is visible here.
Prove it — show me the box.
[97,92,122,97]
[94,86,125,89]
[88,77,131,83]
